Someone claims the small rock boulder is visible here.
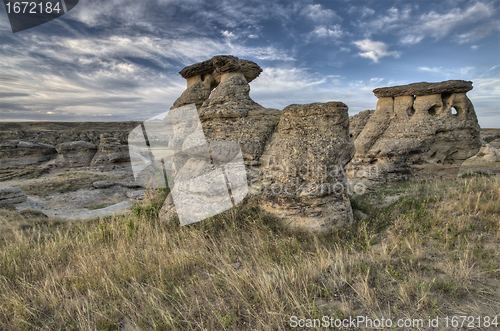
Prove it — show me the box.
[55,141,97,167]
[91,134,131,167]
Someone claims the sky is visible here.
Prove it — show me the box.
[0,0,499,127]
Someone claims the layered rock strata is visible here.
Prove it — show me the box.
[347,80,481,188]
[259,102,355,232]
[91,134,131,168]
[0,187,27,206]
[0,140,57,169]
[55,141,97,167]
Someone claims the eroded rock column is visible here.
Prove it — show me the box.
[347,80,481,188]
[259,102,355,233]
[159,55,279,225]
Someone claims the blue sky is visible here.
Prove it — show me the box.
[0,0,499,127]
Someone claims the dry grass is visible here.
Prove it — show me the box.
[0,176,499,330]
[460,158,500,173]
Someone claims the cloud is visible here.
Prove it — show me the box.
[311,25,343,39]
[302,4,340,24]
[418,66,476,77]
[360,7,375,17]
[356,2,498,45]
[348,6,375,17]
[0,25,295,121]
[401,2,496,44]
[0,92,30,98]
[455,21,500,44]
[249,67,399,114]
[221,30,236,38]
[356,7,412,37]
[353,39,401,63]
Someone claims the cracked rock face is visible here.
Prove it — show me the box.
[55,141,97,168]
[90,134,131,168]
[258,102,355,233]
[0,140,57,170]
[348,80,481,188]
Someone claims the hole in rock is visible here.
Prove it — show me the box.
[451,107,458,116]
[428,106,439,116]
[408,96,416,116]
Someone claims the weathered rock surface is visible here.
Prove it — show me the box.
[0,187,27,206]
[55,141,97,168]
[174,55,262,110]
[160,56,358,232]
[348,80,481,188]
[471,143,500,162]
[0,140,57,170]
[259,102,355,233]
[170,55,279,165]
[160,55,279,225]
[349,109,374,140]
[91,134,131,168]
[199,76,280,163]
[158,193,178,225]
[373,80,473,98]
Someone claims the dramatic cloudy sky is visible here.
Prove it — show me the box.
[0,0,499,127]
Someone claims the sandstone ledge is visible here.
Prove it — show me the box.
[179,55,262,83]
[373,80,473,98]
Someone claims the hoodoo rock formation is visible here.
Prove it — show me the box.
[259,102,355,232]
[159,55,355,232]
[347,80,481,188]
[159,55,281,225]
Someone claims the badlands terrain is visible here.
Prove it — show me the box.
[0,56,498,330]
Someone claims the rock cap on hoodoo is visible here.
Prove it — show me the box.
[373,80,473,98]
[179,55,262,83]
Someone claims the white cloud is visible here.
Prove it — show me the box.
[353,39,401,63]
[356,2,498,45]
[360,7,375,17]
[400,2,495,44]
[302,4,340,23]
[418,66,476,77]
[357,7,411,37]
[348,5,375,17]
[311,25,343,39]
[222,30,236,38]
[455,21,500,44]
[0,31,294,121]
[249,67,397,114]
